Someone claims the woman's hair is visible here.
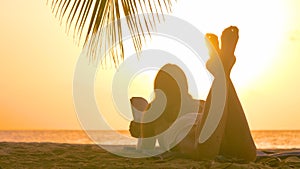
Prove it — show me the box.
[152,64,190,123]
[154,64,189,96]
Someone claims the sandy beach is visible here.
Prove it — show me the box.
[0,142,299,169]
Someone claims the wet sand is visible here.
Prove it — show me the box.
[0,142,299,169]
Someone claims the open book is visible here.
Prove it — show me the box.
[130,97,156,150]
[130,97,148,122]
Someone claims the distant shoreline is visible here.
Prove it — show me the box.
[0,130,299,149]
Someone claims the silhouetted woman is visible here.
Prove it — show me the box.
[130,26,257,162]
[130,63,204,149]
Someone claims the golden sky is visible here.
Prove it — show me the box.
[0,0,300,130]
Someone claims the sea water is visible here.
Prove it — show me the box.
[0,130,299,149]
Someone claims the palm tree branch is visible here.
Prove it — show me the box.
[49,0,175,64]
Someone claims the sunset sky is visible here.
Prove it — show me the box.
[0,0,300,130]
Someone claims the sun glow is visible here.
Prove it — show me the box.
[95,0,290,130]
[1,0,299,130]
[171,0,288,90]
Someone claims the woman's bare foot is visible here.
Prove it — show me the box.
[205,33,223,77]
[220,26,238,75]
[205,26,239,77]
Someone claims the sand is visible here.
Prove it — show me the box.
[0,142,299,169]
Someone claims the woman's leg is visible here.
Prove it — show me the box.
[180,26,256,161]
[217,27,256,161]
[200,26,256,161]
[176,32,231,160]
[219,79,257,161]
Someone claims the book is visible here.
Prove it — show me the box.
[130,97,148,122]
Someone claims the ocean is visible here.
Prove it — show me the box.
[0,130,299,149]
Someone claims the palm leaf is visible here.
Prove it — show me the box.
[48,0,175,65]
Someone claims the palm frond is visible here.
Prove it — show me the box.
[48,0,175,65]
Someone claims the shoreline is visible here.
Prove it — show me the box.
[1,130,299,149]
[0,142,299,168]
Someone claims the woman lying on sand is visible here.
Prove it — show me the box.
[129,26,257,162]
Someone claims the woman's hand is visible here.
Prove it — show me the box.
[129,121,141,138]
